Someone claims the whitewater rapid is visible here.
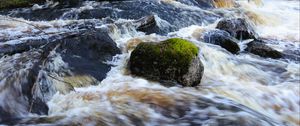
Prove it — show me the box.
[0,0,299,126]
[47,1,299,125]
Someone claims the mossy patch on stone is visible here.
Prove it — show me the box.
[129,38,203,86]
[145,38,199,73]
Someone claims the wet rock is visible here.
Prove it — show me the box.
[78,8,113,20]
[0,31,90,57]
[0,0,79,21]
[45,29,121,81]
[176,0,215,8]
[0,29,121,118]
[134,15,158,34]
[0,0,81,10]
[0,0,45,9]
[203,30,240,54]
[32,29,121,103]
[105,1,218,32]
[129,38,204,87]
[7,7,70,21]
[216,18,257,40]
[0,50,49,118]
[245,40,283,59]
[1,0,219,33]
[75,0,218,32]
[0,38,49,56]
[132,15,173,34]
[53,0,82,8]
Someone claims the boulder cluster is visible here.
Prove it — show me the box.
[203,18,283,59]
[128,17,287,87]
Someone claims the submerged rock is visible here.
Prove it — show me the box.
[203,30,240,54]
[0,94,284,126]
[129,38,204,87]
[216,18,257,40]
[245,40,283,59]
[282,49,300,62]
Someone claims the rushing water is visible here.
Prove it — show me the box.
[0,0,299,126]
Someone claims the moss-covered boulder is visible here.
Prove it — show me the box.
[0,0,45,9]
[129,38,204,87]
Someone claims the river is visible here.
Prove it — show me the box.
[0,0,299,126]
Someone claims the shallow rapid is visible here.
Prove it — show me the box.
[0,0,299,126]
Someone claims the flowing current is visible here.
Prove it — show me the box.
[0,0,299,126]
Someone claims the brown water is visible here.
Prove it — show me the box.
[0,0,299,125]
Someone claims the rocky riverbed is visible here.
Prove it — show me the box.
[0,0,299,126]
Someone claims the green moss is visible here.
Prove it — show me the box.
[129,38,199,81]
[160,38,199,66]
[0,0,44,9]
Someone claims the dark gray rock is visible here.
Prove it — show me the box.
[0,29,121,120]
[203,30,240,54]
[245,40,283,59]
[181,57,204,87]
[31,29,121,108]
[44,29,121,81]
[133,15,172,35]
[216,18,257,40]
[0,38,49,56]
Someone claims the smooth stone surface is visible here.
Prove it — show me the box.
[216,18,257,40]
[203,29,240,54]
